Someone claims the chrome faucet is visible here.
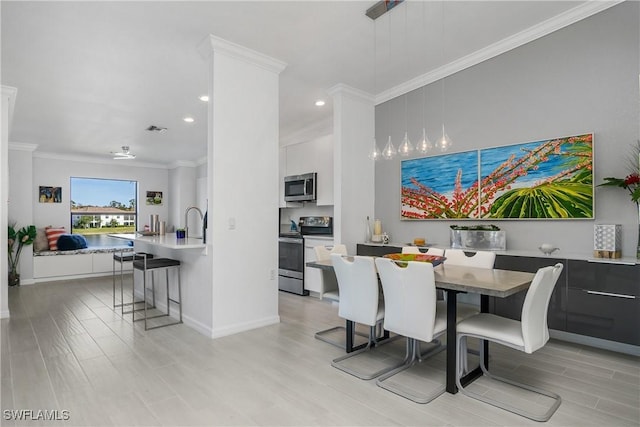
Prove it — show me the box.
[184,206,204,239]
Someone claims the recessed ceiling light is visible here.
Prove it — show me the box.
[315,100,326,107]
[199,95,209,102]
[183,117,195,123]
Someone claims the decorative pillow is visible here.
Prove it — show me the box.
[56,234,88,251]
[33,228,49,252]
[44,227,66,251]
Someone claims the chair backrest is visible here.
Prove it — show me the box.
[401,246,421,254]
[402,246,445,256]
[374,258,441,342]
[444,249,495,269]
[424,247,445,257]
[521,263,564,353]
[315,244,347,261]
[331,254,380,327]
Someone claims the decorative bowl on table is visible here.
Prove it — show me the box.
[383,253,446,267]
[137,230,158,236]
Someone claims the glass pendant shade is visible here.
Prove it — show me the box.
[417,128,433,154]
[398,132,414,157]
[382,136,397,160]
[368,138,381,161]
[436,124,453,152]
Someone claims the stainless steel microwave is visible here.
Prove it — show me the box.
[284,172,316,202]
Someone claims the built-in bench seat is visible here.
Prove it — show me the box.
[33,247,134,282]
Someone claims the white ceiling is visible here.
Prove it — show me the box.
[2,1,613,166]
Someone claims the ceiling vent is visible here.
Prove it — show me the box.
[146,125,167,132]
[366,0,403,20]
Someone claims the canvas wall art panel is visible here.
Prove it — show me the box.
[401,150,480,219]
[479,133,593,219]
[400,133,593,220]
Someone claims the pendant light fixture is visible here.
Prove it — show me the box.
[398,2,413,157]
[368,15,381,161]
[381,8,396,160]
[417,1,433,155]
[435,0,453,152]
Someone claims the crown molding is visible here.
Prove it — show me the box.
[1,86,18,128]
[280,116,333,147]
[376,0,624,104]
[8,142,38,152]
[167,160,197,169]
[327,83,375,103]
[198,34,287,74]
[196,156,207,166]
[33,151,169,169]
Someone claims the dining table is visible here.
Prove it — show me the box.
[305,257,535,394]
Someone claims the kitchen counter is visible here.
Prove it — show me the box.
[109,233,206,250]
[358,241,639,265]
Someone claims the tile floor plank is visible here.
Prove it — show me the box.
[2,278,638,427]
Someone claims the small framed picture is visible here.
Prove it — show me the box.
[146,191,163,205]
[39,186,62,203]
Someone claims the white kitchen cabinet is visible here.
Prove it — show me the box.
[281,134,333,206]
[304,237,334,297]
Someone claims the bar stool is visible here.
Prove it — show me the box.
[112,251,154,315]
[132,257,182,330]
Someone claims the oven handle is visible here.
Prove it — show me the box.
[279,237,303,244]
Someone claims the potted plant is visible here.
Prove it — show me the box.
[7,223,36,286]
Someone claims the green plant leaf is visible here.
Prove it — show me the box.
[490,183,593,218]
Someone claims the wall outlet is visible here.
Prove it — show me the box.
[228,217,236,230]
[269,269,276,280]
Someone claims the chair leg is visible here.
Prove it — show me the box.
[331,326,405,380]
[455,335,562,422]
[375,337,445,403]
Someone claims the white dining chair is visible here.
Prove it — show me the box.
[330,254,400,380]
[374,258,447,403]
[455,263,564,422]
[402,246,445,256]
[443,249,496,371]
[314,244,359,348]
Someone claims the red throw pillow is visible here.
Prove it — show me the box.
[44,227,66,251]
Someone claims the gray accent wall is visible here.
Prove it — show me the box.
[374,2,639,256]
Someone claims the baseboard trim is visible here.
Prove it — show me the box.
[550,329,640,356]
[33,271,113,283]
[210,315,281,339]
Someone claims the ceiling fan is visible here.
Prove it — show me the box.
[112,146,136,160]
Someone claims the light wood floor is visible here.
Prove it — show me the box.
[1,276,638,426]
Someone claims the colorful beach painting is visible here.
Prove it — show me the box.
[401,150,480,219]
[400,133,593,220]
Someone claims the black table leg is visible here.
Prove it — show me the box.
[480,294,489,369]
[446,290,458,394]
[346,319,354,353]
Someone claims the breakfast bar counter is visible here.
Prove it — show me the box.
[109,233,206,250]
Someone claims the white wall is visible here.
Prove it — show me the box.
[8,145,34,283]
[1,86,17,318]
[32,155,169,231]
[168,165,197,232]
[374,2,640,257]
[201,35,285,338]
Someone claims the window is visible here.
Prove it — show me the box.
[70,177,137,247]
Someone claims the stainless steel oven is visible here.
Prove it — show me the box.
[278,234,307,295]
[278,216,332,296]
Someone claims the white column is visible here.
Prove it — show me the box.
[8,143,36,285]
[327,84,375,254]
[1,86,18,318]
[199,35,286,338]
